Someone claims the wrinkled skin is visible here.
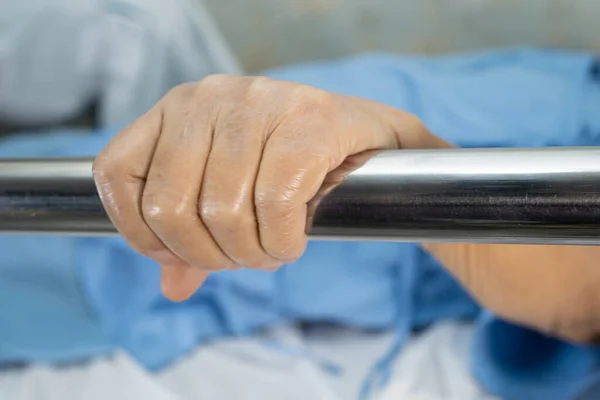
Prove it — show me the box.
[94,75,600,345]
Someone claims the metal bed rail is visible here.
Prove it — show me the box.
[0,147,598,245]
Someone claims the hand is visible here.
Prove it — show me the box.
[93,75,448,301]
[93,74,600,344]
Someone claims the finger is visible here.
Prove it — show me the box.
[251,89,407,262]
[306,150,380,231]
[93,99,185,267]
[338,95,451,151]
[254,122,333,262]
[141,78,239,273]
[199,86,283,269]
[161,264,210,302]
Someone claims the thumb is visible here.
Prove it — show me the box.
[160,264,209,302]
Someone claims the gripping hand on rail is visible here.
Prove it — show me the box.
[92,75,449,301]
[93,75,600,345]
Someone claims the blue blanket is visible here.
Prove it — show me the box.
[1,48,599,400]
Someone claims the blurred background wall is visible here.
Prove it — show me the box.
[202,0,600,72]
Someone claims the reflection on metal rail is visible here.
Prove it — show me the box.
[0,147,599,245]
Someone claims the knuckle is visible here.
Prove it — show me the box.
[92,153,125,196]
[200,201,256,236]
[199,202,239,230]
[165,83,195,102]
[92,149,121,180]
[141,194,185,229]
[91,154,112,184]
[141,199,168,226]
[255,185,296,204]
[247,76,274,97]
[243,77,274,109]
[289,85,337,116]
[185,74,239,110]
[199,201,276,269]
[199,74,233,92]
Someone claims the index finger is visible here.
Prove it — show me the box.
[92,100,184,268]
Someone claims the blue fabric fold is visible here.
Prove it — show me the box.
[1,47,599,399]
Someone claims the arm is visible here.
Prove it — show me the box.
[424,243,600,344]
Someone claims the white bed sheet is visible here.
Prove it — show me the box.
[0,321,499,400]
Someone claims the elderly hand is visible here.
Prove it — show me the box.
[93,75,448,301]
